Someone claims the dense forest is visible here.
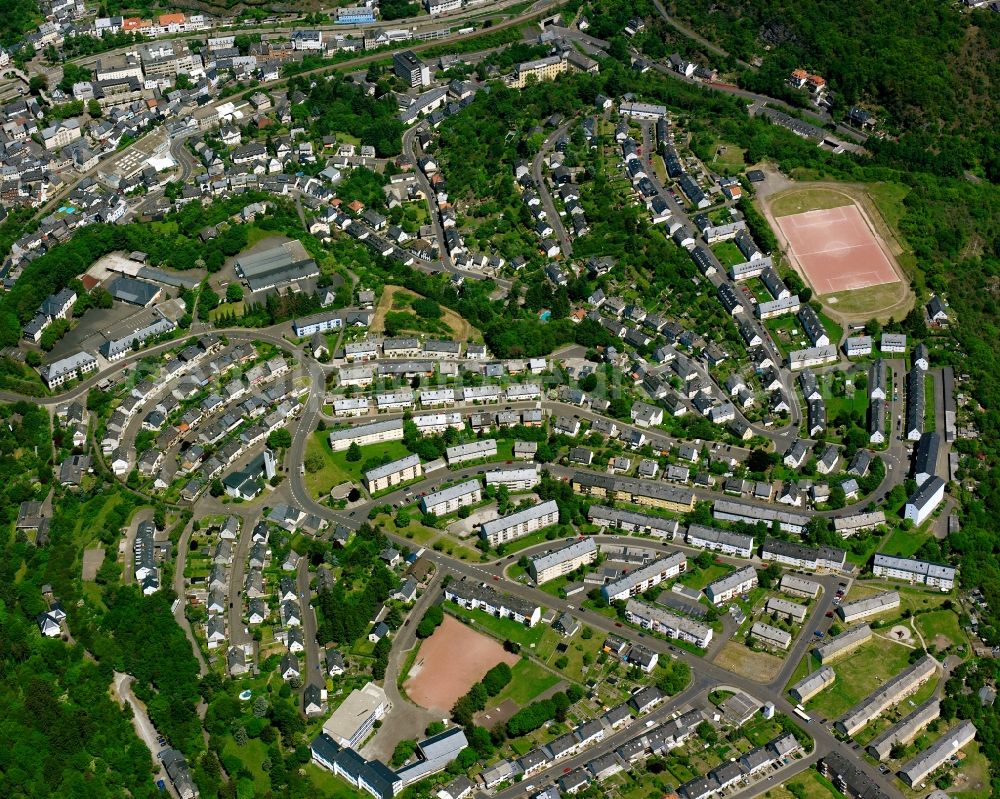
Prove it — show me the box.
[0,0,40,47]
[665,0,1000,180]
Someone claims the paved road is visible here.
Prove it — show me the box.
[531,120,574,257]
[297,555,323,689]
[172,518,210,678]
[121,507,153,586]
[113,671,171,790]
[363,571,444,763]
[228,511,257,653]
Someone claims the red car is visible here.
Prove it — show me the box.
[825,611,834,618]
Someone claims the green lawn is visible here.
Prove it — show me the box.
[445,602,549,649]
[800,637,918,721]
[305,764,367,798]
[708,140,747,173]
[915,609,966,649]
[679,563,731,591]
[881,526,932,558]
[493,657,561,704]
[305,430,412,497]
[769,769,848,799]
[500,525,568,555]
[712,241,746,268]
[222,736,271,792]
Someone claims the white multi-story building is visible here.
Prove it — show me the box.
[837,592,900,624]
[40,351,98,388]
[601,552,687,602]
[412,412,463,435]
[328,419,404,451]
[363,454,422,493]
[872,554,956,591]
[333,397,371,417]
[686,524,754,558]
[624,599,713,648]
[480,500,559,546]
[705,566,758,605]
[905,477,945,526]
[421,480,482,516]
[483,466,540,491]
[446,439,497,465]
[529,537,598,584]
[293,312,342,338]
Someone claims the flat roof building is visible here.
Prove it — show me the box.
[322,682,389,748]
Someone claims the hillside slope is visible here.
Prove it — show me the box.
[666,0,1000,180]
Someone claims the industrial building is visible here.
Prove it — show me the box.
[235,240,319,292]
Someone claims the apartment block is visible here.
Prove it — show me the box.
[480,500,559,546]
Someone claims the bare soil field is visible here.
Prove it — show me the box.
[403,615,519,713]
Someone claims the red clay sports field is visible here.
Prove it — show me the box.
[774,205,900,295]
